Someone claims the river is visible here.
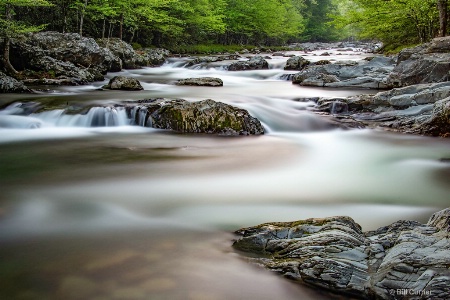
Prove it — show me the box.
[1,49,449,300]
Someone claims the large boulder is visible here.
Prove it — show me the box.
[97,38,145,69]
[284,56,310,70]
[419,97,450,137]
[307,82,450,136]
[0,72,30,93]
[292,56,394,89]
[103,76,143,91]
[14,32,120,73]
[233,208,450,299]
[386,37,450,87]
[227,56,269,71]
[143,48,170,66]
[175,77,223,87]
[126,98,264,135]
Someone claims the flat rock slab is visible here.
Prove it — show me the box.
[233,208,450,299]
[175,77,223,87]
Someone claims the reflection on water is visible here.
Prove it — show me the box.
[0,50,449,299]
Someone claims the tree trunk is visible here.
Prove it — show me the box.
[2,37,18,75]
[437,0,448,37]
[119,13,124,40]
[102,18,106,39]
[79,0,88,37]
[2,5,18,75]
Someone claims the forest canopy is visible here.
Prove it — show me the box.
[1,0,449,50]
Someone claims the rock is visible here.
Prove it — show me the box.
[103,76,143,91]
[419,97,450,137]
[17,31,119,73]
[97,38,143,69]
[27,55,103,84]
[308,82,450,136]
[184,56,223,68]
[387,37,450,87]
[227,56,269,71]
[292,56,394,89]
[0,72,31,93]
[284,56,310,70]
[127,98,264,135]
[143,48,170,66]
[314,60,331,66]
[175,77,223,87]
[5,31,123,83]
[233,208,450,299]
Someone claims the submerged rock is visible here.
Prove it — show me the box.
[233,208,450,299]
[0,72,31,93]
[175,77,223,87]
[103,76,143,91]
[127,98,264,135]
[227,56,269,71]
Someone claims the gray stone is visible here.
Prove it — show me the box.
[103,76,143,91]
[0,72,30,93]
[284,56,310,70]
[227,56,269,71]
[97,38,143,69]
[175,77,223,87]
[233,208,450,299]
[292,56,394,89]
[127,98,264,135]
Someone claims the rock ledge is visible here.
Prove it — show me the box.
[233,208,450,299]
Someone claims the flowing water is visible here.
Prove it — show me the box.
[1,49,449,300]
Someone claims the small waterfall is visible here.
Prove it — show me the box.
[330,101,349,114]
[0,115,42,128]
[30,106,130,127]
[277,73,296,81]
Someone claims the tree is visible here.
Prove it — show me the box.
[333,0,439,50]
[437,0,448,36]
[0,0,52,75]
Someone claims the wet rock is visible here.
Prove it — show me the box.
[127,98,264,135]
[103,76,143,91]
[175,77,223,87]
[233,208,450,299]
[227,56,269,71]
[284,56,310,70]
[0,72,31,93]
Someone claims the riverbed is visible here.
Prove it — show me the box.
[1,49,449,299]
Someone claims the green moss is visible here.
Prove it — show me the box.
[381,43,420,54]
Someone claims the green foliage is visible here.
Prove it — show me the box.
[0,0,53,38]
[0,0,384,47]
[332,0,441,48]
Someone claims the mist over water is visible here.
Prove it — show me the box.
[1,49,449,299]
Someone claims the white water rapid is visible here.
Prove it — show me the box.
[0,49,449,300]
